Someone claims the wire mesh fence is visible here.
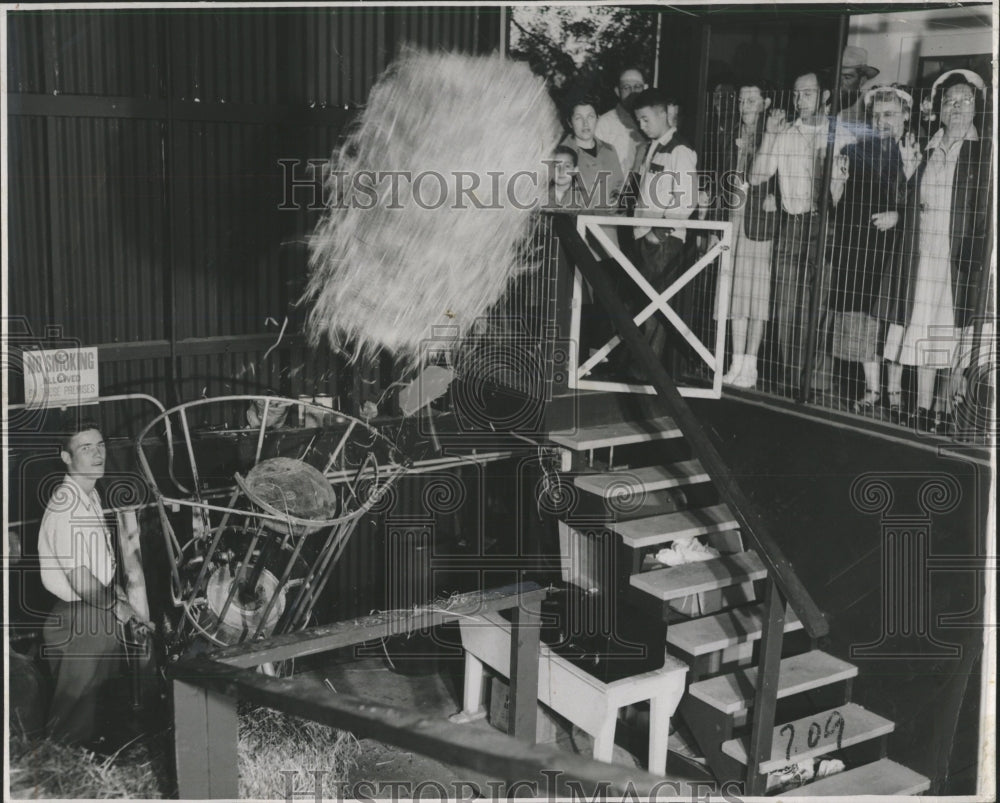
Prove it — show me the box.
[460,212,562,402]
[687,80,994,445]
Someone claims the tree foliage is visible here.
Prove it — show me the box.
[509,6,658,115]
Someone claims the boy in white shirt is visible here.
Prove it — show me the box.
[38,420,149,747]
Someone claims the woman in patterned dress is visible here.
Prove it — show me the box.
[882,70,991,432]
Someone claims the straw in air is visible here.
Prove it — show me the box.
[304,49,561,367]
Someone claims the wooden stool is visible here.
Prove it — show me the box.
[454,611,687,775]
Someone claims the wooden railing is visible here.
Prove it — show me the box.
[569,214,734,399]
[552,212,828,793]
[169,582,690,798]
[552,213,828,640]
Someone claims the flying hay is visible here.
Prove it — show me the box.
[304,49,561,367]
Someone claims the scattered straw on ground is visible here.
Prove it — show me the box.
[305,48,561,368]
[238,702,361,799]
[9,705,360,799]
[8,731,172,799]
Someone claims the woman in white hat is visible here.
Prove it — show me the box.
[882,70,991,433]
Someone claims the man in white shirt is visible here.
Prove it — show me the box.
[595,67,649,177]
[628,89,698,365]
[38,421,148,747]
[750,71,832,392]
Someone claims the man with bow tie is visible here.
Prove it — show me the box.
[627,89,699,365]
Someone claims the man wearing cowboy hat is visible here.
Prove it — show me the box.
[836,46,880,130]
[840,46,880,93]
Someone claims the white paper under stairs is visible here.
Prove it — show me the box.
[575,459,709,497]
[610,503,739,549]
[794,757,931,796]
[667,602,802,656]
[630,551,766,601]
[688,649,857,715]
[720,702,894,773]
[549,416,682,450]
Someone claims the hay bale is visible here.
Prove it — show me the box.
[304,49,560,367]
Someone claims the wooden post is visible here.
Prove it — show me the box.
[116,510,150,622]
[744,577,786,795]
[507,597,541,742]
[173,679,239,799]
[117,509,152,709]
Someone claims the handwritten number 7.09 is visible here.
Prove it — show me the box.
[780,710,845,760]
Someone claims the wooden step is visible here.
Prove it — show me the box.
[575,459,709,498]
[613,489,692,522]
[688,650,858,715]
[549,416,682,451]
[721,702,894,773]
[611,503,739,549]
[667,602,802,656]
[794,758,930,796]
[630,551,766,602]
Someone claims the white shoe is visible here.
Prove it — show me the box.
[733,360,758,389]
[723,355,745,385]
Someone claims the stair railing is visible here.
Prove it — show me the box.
[552,212,828,790]
[745,576,787,794]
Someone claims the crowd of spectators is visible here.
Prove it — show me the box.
[546,51,992,437]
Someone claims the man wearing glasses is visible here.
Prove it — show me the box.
[596,66,649,176]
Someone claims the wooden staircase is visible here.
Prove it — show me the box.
[547,411,931,796]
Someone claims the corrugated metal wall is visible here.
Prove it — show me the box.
[6,7,525,626]
[6,7,502,426]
